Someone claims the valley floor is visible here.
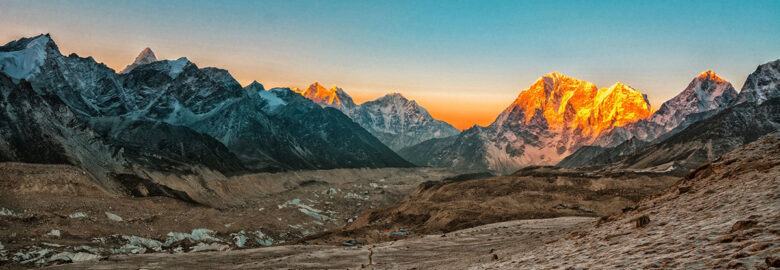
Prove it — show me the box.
[0,165,468,267]
[49,217,596,270]
[2,133,778,269]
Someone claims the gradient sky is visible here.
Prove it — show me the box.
[1,0,779,129]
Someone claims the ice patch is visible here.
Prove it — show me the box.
[231,231,249,247]
[278,199,329,221]
[73,245,103,254]
[13,247,54,265]
[322,187,339,195]
[0,208,20,217]
[69,212,87,219]
[46,252,101,263]
[165,228,222,246]
[105,212,123,222]
[0,35,49,82]
[190,242,230,252]
[121,235,163,252]
[344,192,368,200]
[110,244,146,254]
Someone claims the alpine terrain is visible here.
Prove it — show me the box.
[296,82,461,151]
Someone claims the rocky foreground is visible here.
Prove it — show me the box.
[478,131,780,269]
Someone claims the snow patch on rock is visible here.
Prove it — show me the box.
[0,35,49,82]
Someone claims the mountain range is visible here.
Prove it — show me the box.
[0,33,777,190]
[295,82,460,151]
[0,34,412,199]
[400,65,779,174]
[558,61,779,171]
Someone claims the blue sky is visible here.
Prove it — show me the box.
[1,0,778,128]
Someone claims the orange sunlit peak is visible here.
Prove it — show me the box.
[299,82,343,106]
[697,70,726,82]
[508,73,653,138]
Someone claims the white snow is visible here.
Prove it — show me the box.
[258,90,287,112]
[277,199,329,221]
[166,57,189,78]
[0,35,49,82]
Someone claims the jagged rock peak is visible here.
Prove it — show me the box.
[697,70,726,82]
[244,80,265,92]
[119,47,159,74]
[298,82,353,108]
[735,59,780,105]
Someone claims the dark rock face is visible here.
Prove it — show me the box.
[90,118,246,175]
[0,74,127,191]
[264,89,413,169]
[0,76,72,164]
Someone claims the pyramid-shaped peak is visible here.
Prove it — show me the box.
[134,47,157,63]
[308,82,328,91]
[119,47,159,74]
[245,80,265,91]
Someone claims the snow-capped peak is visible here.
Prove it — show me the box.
[119,47,159,74]
[0,34,51,82]
[164,57,189,78]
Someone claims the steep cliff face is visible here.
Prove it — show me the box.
[401,72,653,173]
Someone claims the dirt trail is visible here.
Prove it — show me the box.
[49,217,596,270]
